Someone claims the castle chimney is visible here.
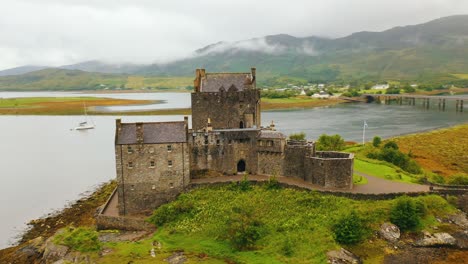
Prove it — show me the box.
[200,69,206,77]
[184,116,189,139]
[194,69,201,92]
[116,118,122,131]
[270,120,275,131]
[136,123,144,144]
[251,67,256,85]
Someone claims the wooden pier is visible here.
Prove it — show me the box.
[362,94,465,112]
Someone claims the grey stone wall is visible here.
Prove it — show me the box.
[191,89,261,131]
[306,152,354,189]
[116,142,190,215]
[282,144,314,180]
[257,153,283,175]
[96,214,154,231]
[189,130,259,175]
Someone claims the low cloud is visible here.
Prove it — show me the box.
[196,37,286,56]
[0,0,467,70]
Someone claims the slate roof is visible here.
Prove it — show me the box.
[258,130,286,139]
[116,121,186,144]
[200,73,252,92]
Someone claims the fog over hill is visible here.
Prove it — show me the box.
[1,15,468,89]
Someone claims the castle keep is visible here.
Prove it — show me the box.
[114,68,354,216]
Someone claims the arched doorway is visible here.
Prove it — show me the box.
[237,160,246,173]
[239,121,244,128]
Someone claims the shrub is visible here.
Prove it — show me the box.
[148,200,195,226]
[447,174,468,185]
[54,227,101,252]
[372,136,382,147]
[333,211,366,245]
[390,196,421,231]
[316,134,345,151]
[383,141,399,150]
[289,132,306,141]
[265,175,282,190]
[226,206,264,250]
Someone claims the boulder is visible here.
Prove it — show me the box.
[327,248,361,264]
[42,237,69,264]
[379,222,400,242]
[166,251,187,264]
[414,232,457,247]
[446,213,468,229]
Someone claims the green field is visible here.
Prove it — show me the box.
[94,185,454,263]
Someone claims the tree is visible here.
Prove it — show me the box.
[316,134,345,151]
[372,136,382,147]
[226,206,264,250]
[390,196,422,231]
[333,211,366,244]
[289,132,306,141]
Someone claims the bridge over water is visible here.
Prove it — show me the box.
[362,94,465,112]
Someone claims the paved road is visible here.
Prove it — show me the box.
[352,171,429,194]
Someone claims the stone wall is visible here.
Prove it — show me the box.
[96,214,154,231]
[189,129,259,175]
[282,144,314,180]
[116,142,190,215]
[257,152,283,175]
[191,89,261,131]
[306,152,354,189]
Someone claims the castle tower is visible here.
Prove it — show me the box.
[191,68,261,130]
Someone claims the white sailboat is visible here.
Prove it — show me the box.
[74,102,95,130]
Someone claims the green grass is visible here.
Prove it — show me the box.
[353,174,368,185]
[0,97,102,108]
[354,158,418,183]
[94,185,456,264]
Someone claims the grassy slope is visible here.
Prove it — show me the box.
[0,69,193,91]
[393,124,468,177]
[0,97,153,115]
[261,96,346,110]
[96,185,455,264]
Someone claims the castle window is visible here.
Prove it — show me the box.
[167,145,172,151]
[228,140,232,145]
[168,160,173,167]
[204,136,209,145]
[169,183,174,188]
[150,161,155,168]
[128,162,133,169]
[127,146,133,153]
[259,140,264,146]
[267,140,273,147]
[216,139,220,146]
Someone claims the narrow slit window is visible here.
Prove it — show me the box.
[150,161,155,168]
[168,160,173,167]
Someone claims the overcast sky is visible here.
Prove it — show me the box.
[0,0,467,70]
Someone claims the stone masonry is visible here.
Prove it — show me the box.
[112,68,354,217]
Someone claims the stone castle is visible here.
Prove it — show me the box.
[114,68,354,216]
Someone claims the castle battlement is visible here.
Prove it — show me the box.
[113,68,354,216]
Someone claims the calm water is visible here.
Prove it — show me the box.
[0,92,467,249]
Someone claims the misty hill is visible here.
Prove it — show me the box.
[0,68,194,91]
[0,65,49,77]
[1,15,468,90]
[138,15,468,83]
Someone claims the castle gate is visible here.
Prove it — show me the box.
[237,159,246,173]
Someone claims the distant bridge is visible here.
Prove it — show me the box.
[362,94,465,112]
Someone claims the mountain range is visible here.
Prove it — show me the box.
[1,15,468,90]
